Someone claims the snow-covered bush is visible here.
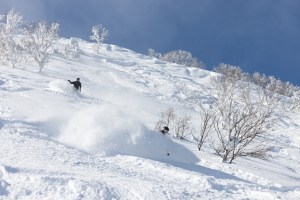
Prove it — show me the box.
[64,37,81,59]
[214,64,300,101]
[155,107,193,139]
[252,72,298,98]
[21,21,59,71]
[148,49,205,68]
[252,72,269,88]
[90,24,109,53]
[213,63,245,82]
[161,50,204,68]
[155,107,176,132]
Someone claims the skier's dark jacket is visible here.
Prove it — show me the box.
[160,126,169,135]
[68,79,81,91]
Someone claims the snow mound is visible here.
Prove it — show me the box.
[58,103,199,164]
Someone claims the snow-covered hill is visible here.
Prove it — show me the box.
[0,39,299,199]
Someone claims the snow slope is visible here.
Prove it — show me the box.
[0,39,299,199]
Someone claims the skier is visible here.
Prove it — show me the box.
[160,126,169,135]
[159,126,170,156]
[68,78,81,92]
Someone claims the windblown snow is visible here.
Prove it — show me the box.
[0,39,299,199]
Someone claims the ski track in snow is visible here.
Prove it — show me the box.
[0,42,299,199]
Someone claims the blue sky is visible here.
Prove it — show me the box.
[1,0,300,85]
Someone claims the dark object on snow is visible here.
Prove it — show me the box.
[68,78,81,91]
[160,126,169,135]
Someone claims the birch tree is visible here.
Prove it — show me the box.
[90,24,109,53]
[21,21,59,71]
[200,75,275,163]
[0,9,24,68]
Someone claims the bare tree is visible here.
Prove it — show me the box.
[155,107,193,139]
[201,75,275,163]
[193,104,216,151]
[174,114,192,139]
[154,107,176,132]
[0,9,24,68]
[90,24,109,53]
[21,21,59,71]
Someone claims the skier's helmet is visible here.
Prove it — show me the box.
[77,78,80,81]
